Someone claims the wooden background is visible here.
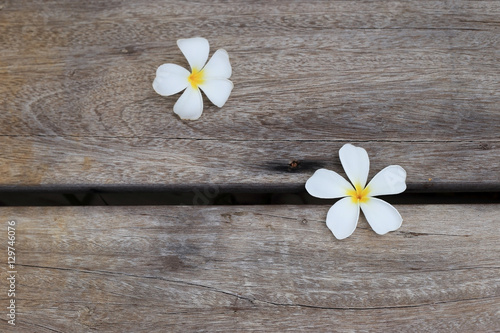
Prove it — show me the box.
[0,0,499,191]
[1,205,499,332]
[0,0,499,332]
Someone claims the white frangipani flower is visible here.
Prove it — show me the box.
[306,144,407,240]
[153,37,233,120]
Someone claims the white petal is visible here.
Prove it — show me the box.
[367,165,407,197]
[339,144,370,188]
[305,169,353,199]
[177,37,209,71]
[173,86,203,120]
[326,197,360,240]
[202,49,232,79]
[152,64,190,96]
[360,197,402,235]
[198,78,233,107]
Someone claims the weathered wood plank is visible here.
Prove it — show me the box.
[0,205,498,331]
[1,0,499,189]
[0,137,498,191]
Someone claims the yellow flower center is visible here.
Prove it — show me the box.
[346,184,370,204]
[188,68,205,88]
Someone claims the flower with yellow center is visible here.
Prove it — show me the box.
[306,144,407,239]
[153,37,233,120]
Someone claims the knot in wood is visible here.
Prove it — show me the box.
[288,160,300,170]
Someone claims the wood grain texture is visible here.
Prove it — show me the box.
[0,205,499,332]
[0,137,499,192]
[1,0,499,190]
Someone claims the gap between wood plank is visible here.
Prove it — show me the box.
[0,190,497,206]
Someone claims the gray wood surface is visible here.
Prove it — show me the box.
[1,0,499,190]
[0,205,498,332]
